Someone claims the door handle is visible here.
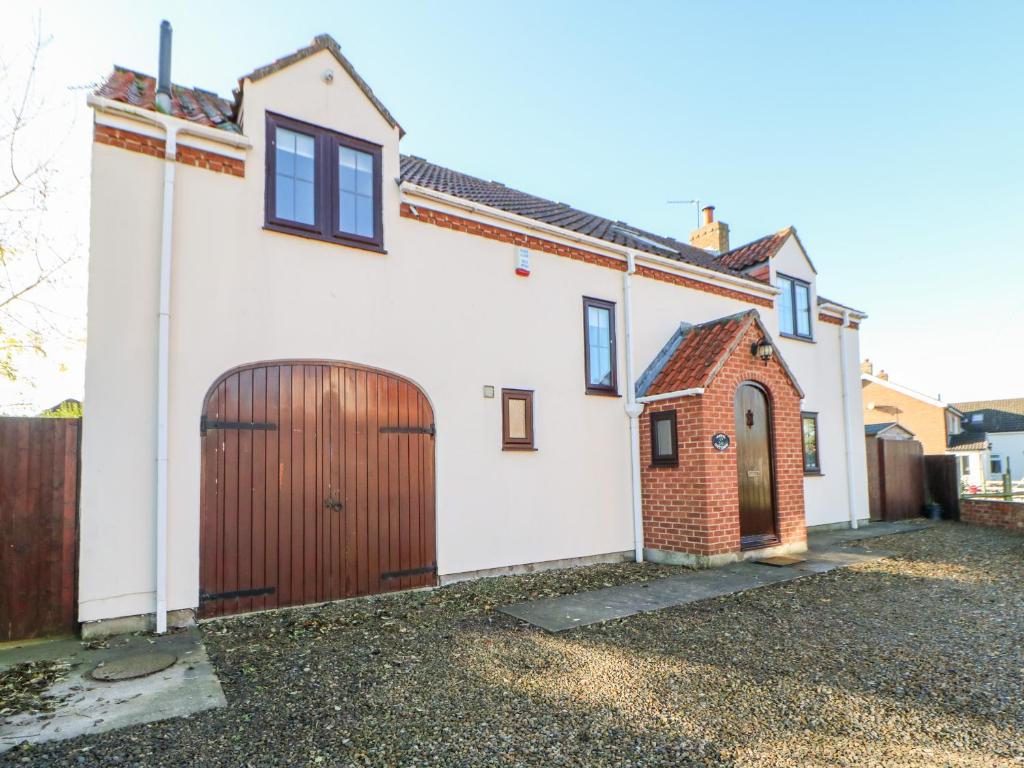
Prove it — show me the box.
[324,498,344,511]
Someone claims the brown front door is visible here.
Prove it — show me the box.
[199,361,437,618]
[734,383,778,548]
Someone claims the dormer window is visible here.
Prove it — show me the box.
[265,112,384,252]
[777,274,812,340]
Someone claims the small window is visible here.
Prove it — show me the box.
[778,274,813,340]
[583,297,617,395]
[990,455,1003,475]
[265,112,383,252]
[960,455,970,475]
[502,389,535,450]
[801,412,821,474]
[649,410,678,467]
[971,413,983,423]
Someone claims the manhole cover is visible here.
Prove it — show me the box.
[91,652,177,681]
[755,555,807,567]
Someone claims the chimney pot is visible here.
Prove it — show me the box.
[702,205,715,225]
[156,20,173,113]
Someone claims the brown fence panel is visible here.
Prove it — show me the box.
[0,418,80,642]
[924,454,960,520]
[877,438,925,521]
[865,436,883,521]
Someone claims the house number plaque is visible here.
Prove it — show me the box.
[711,433,730,451]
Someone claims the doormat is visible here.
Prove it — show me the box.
[755,555,807,567]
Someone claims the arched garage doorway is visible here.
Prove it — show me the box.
[199,361,436,618]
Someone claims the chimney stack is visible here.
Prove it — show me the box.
[860,359,873,375]
[689,205,730,254]
[878,370,889,381]
[156,20,173,114]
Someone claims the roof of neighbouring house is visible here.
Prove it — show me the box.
[948,432,989,451]
[400,156,743,269]
[953,398,1024,433]
[95,67,240,132]
[636,309,802,398]
[865,422,916,438]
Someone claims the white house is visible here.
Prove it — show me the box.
[79,28,869,634]
[951,399,1024,486]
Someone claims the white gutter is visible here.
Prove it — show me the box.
[839,309,858,530]
[637,388,705,404]
[401,183,779,300]
[87,96,249,634]
[87,95,252,150]
[623,251,645,562]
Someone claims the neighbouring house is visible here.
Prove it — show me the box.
[861,361,963,455]
[79,26,869,633]
[950,399,1024,485]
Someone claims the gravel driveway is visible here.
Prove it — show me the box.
[5,523,1023,767]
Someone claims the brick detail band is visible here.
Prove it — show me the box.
[818,313,859,330]
[401,203,773,308]
[94,124,245,177]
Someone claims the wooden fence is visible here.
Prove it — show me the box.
[866,436,925,521]
[0,418,80,642]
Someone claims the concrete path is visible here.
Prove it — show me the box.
[0,628,225,753]
[501,520,936,633]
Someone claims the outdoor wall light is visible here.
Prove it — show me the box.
[751,338,774,364]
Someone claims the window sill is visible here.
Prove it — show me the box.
[780,332,815,344]
[649,463,679,469]
[263,223,387,254]
[502,446,538,452]
[803,470,825,477]
[585,389,621,398]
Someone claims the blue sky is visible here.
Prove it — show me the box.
[4,0,1022,407]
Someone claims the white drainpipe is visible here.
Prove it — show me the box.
[153,129,177,633]
[623,251,645,562]
[839,309,858,529]
[87,95,248,634]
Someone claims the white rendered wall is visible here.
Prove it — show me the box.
[80,49,867,622]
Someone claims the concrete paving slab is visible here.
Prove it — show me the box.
[0,628,225,753]
[501,547,888,632]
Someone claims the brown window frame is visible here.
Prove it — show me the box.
[582,297,618,396]
[649,409,678,467]
[264,111,384,253]
[501,388,535,451]
[801,411,821,475]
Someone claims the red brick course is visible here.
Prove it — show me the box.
[960,498,1024,531]
[94,124,245,177]
[640,321,806,559]
[819,313,860,330]
[401,204,774,308]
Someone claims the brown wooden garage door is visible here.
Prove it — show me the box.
[199,361,436,618]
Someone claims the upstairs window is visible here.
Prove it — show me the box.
[274,128,316,226]
[583,297,617,395]
[778,274,812,339]
[959,455,970,475]
[338,146,375,238]
[266,113,383,252]
[801,412,821,474]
